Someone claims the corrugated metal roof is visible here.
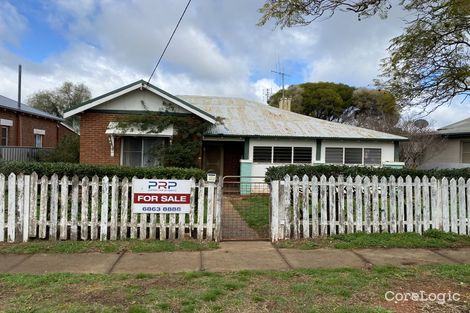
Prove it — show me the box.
[179,95,407,141]
[0,94,63,121]
[437,117,470,135]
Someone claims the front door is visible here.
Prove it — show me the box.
[203,144,223,177]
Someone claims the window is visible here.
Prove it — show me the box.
[325,147,383,165]
[253,146,313,164]
[345,148,362,164]
[364,148,382,165]
[463,142,470,163]
[273,147,292,163]
[1,127,8,146]
[293,147,312,163]
[325,147,343,164]
[253,146,272,162]
[34,134,43,148]
[122,137,164,167]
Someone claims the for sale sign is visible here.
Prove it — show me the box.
[132,179,192,213]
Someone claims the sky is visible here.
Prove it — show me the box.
[0,0,468,128]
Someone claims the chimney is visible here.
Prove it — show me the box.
[279,97,291,111]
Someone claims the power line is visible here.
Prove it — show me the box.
[147,0,192,84]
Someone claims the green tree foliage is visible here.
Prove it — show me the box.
[258,0,392,28]
[268,82,399,125]
[38,134,80,163]
[258,0,469,109]
[268,82,354,121]
[344,88,400,130]
[117,102,215,168]
[28,82,92,131]
[380,0,470,108]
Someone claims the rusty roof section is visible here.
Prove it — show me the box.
[179,95,407,141]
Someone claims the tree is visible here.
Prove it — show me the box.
[258,0,470,109]
[394,119,446,169]
[28,82,92,131]
[343,88,400,131]
[38,134,80,163]
[379,0,470,108]
[268,82,355,121]
[269,82,400,125]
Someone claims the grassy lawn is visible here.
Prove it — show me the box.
[0,240,218,254]
[230,195,270,236]
[0,264,468,312]
[275,229,470,250]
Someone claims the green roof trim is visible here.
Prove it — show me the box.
[63,79,216,123]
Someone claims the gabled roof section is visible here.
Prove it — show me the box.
[0,94,63,121]
[63,80,217,124]
[179,95,407,141]
[437,117,470,135]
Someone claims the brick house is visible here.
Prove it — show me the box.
[0,94,75,160]
[64,80,406,177]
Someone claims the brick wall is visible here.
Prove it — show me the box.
[0,109,73,148]
[80,112,122,165]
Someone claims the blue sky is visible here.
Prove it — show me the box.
[0,0,468,128]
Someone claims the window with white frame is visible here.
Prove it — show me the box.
[325,147,382,165]
[273,147,292,163]
[293,147,312,163]
[122,137,165,167]
[34,134,43,148]
[1,127,8,146]
[364,148,382,165]
[253,146,272,162]
[253,146,313,164]
[325,147,343,164]
[345,148,362,164]
[462,142,470,163]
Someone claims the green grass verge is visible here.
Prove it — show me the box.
[0,240,218,254]
[0,264,468,312]
[276,229,470,250]
[230,195,270,236]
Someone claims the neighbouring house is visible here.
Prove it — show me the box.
[0,94,75,161]
[421,117,470,169]
[64,80,406,177]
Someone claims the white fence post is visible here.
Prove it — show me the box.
[22,175,30,242]
[0,174,4,242]
[271,180,280,242]
[7,173,16,242]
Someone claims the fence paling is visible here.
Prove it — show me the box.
[0,173,220,242]
[271,175,470,241]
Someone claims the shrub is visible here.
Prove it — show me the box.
[0,161,206,180]
[38,134,80,163]
[265,164,470,181]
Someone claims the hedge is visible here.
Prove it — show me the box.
[0,161,206,180]
[265,164,470,181]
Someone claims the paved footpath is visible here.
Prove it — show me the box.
[1,242,469,274]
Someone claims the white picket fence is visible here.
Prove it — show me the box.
[0,173,222,242]
[270,175,470,241]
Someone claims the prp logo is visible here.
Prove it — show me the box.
[148,180,177,191]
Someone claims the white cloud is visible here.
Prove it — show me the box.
[0,0,467,128]
[0,1,28,46]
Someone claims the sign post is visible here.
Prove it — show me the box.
[132,179,191,214]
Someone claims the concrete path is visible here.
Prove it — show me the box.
[1,242,469,274]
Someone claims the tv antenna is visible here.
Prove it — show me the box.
[271,69,289,98]
[264,88,272,103]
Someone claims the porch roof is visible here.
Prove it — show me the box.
[105,122,174,137]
